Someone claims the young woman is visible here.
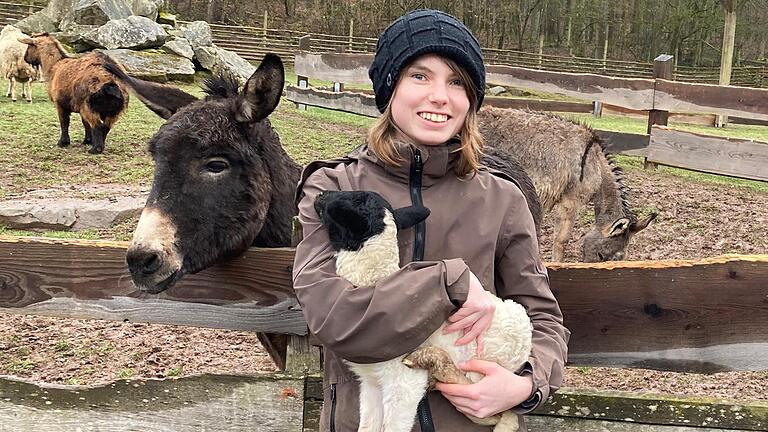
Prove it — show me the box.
[292,9,569,432]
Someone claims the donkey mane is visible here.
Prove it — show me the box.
[572,118,637,224]
[201,73,241,100]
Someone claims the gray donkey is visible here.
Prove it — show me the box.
[479,107,656,262]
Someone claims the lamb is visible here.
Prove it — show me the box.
[314,190,533,432]
[17,34,129,154]
[0,25,36,103]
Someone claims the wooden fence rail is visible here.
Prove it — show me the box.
[1,237,768,431]
[288,51,768,182]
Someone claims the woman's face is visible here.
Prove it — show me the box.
[389,54,471,146]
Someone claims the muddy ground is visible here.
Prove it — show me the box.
[1,161,767,401]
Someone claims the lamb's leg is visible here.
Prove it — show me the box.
[357,378,384,432]
[5,78,11,98]
[403,346,471,384]
[23,80,31,103]
[551,199,578,262]
[380,365,430,432]
[56,105,71,147]
[494,411,520,431]
[9,77,16,102]
[404,347,500,427]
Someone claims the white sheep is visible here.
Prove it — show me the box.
[0,25,36,103]
[314,190,533,432]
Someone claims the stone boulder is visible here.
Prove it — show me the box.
[82,16,167,50]
[193,45,255,84]
[0,196,144,231]
[59,0,134,31]
[180,21,212,49]
[131,0,165,21]
[104,48,195,82]
[14,0,73,33]
[161,37,193,60]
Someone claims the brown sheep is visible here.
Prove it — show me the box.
[18,34,129,154]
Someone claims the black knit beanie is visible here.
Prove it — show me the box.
[369,9,486,113]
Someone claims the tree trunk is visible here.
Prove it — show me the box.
[717,0,737,127]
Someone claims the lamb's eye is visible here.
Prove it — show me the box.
[204,158,229,174]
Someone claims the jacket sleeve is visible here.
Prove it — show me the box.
[495,190,570,409]
[292,168,471,364]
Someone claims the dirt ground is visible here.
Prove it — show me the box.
[1,162,767,401]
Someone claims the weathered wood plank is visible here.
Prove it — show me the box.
[0,237,307,335]
[655,79,768,121]
[549,255,768,371]
[486,65,656,110]
[483,96,593,112]
[285,85,379,116]
[526,416,756,432]
[293,51,373,84]
[0,373,305,431]
[535,388,768,431]
[594,129,650,156]
[646,126,768,182]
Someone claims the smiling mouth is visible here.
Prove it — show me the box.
[419,112,449,123]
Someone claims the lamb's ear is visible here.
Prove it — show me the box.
[393,206,431,230]
[17,37,35,45]
[236,54,285,123]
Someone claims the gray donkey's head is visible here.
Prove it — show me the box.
[581,213,656,262]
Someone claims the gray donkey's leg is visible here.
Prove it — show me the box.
[552,199,579,262]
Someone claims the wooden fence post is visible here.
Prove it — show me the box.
[296,35,311,111]
[348,18,354,52]
[333,46,345,93]
[645,53,673,170]
[262,10,268,49]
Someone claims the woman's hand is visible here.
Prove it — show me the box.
[435,359,534,419]
[443,271,495,354]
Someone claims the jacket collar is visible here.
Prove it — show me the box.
[359,138,463,186]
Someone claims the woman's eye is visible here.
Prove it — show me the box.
[411,73,426,80]
[450,79,463,87]
[204,159,229,173]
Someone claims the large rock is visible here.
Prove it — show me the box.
[14,0,73,33]
[131,0,164,21]
[104,48,195,82]
[212,48,256,83]
[180,21,212,49]
[59,0,134,31]
[161,37,193,60]
[0,196,144,231]
[82,16,168,50]
[193,45,255,83]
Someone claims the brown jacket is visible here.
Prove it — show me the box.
[293,140,569,432]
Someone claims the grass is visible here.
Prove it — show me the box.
[2,74,767,239]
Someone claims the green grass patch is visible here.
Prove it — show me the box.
[5,359,35,373]
[117,368,134,379]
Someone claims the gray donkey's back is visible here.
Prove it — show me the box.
[478,106,655,262]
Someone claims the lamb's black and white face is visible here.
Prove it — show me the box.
[314,191,430,252]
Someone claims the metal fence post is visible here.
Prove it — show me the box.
[296,35,311,111]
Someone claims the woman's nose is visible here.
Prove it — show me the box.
[428,82,449,104]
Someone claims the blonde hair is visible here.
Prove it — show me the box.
[367,57,483,177]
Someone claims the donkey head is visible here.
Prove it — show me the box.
[581,213,657,262]
[125,55,286,293]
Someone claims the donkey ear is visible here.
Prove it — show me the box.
[631,212,657,234]
[235,54,285,123]
[17,37,34,45]
[603,217,630,237]
[393,206,431,230]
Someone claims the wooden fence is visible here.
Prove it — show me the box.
[4,1,768,87]
[1,237,767,430]
[286,51,768,183]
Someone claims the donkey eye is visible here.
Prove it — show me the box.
[204,158,229,174]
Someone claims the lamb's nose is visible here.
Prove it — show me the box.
[126,249,162,276]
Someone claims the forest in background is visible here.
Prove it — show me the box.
[165,0,767,67]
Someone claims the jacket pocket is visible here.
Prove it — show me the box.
[329,383,337,432]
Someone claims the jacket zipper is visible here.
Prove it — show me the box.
[409,149,425,261]
[330,383,337,432]
[409,149,435,431]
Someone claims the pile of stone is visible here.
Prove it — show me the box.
[14,0,255,82]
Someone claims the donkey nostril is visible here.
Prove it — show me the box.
[127,250,163,276]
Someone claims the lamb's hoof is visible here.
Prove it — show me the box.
[57,139,70,147]
[88,145,104,154]
[82,138,92,146]
[11,99,17,103]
